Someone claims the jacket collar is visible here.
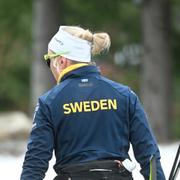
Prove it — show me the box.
[57,64,101,84]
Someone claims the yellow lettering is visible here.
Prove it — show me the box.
[63,99,117,114]
[83,101,91,112]
[70,102,83,113]
[100,99,108,110]
[108,99,117,110]
[63,104,71,114]
[91,101,100,111]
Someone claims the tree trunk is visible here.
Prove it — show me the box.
[31,0,64,112]
[141,0,172,142]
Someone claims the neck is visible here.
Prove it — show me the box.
[57,63,89,84]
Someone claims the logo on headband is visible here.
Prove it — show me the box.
[54,37,64,46]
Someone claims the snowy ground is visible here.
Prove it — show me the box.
[0,142,179,180]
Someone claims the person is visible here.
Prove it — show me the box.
[20,25,165,180]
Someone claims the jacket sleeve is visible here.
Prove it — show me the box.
[128,90,165,180]
[20,97,54,180]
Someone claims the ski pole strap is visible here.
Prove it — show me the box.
[149,155,157,180]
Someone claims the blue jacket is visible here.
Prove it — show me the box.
[21,65,165,180]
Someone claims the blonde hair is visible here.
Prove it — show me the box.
[62,26,111,56]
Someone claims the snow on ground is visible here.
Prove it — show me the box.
[0,142,179,180]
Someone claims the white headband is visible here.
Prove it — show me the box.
[48,26,92,62]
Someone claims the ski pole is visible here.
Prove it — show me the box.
[149,155,157,180]
[172,160,179,180]
[169,144,180,180]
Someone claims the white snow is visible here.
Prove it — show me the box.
[0,142,179,180]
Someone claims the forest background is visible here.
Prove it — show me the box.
[0,0,180,142]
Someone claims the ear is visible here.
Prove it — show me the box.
[58,56,68,69]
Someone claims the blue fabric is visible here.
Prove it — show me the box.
[20,65,165,180]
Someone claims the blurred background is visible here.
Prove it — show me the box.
[0,0,179,179]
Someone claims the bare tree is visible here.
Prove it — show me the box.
[31,0,64,111]
[141,0,172,142]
